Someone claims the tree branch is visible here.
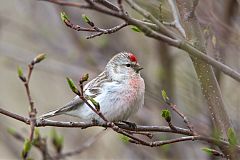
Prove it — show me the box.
[1,106,239,152]
[41,0,240,83]
[167,0,186,38]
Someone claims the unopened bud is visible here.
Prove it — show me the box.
[131,26,141,32]
[66,77,80,95]
[80,73,89,84]
[161,109,171,122]
[17,66,26,82]
[88,96,100,111]
[161,90,169,103]
[32,53,46,64]
[21,138,32,159]
[82,14,94,27]
[60,12,70,22]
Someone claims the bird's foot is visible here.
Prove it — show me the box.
[91,119,100,125]
[120,120,137,129]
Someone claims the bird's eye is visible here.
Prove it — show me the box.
[126,64,131,67]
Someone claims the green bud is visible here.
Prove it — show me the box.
[17,66,26,82]
[161,109,171,122]
[161,90,169,102]
[119,135,129,144]
[80,73,89,83]
[131,26,141,32]
[88,96,100,111]
[60,12,69,22]
[17,66,23,77]
[34,128,40,140]
[201,147,224,157]
[227,128,238,145]
[82,14,94,26]
[56,136,64,153]
[82,14,90,23]
[66,77,80,95]
[21,139,32,158]
[33,53,46,64]
[201,147,213,156]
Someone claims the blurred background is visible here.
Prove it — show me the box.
[0,0,239,159]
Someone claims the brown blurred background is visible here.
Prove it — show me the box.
[0,0,239,159]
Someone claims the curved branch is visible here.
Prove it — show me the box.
[41,0,240,83]
[0,107,30,124]
[1,107,240,152]
[167,0,186,38]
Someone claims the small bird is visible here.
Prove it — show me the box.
[40,52,145,123]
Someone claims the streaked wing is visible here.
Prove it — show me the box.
[56,71,111,113]
[40,71,111,119]
[83,71,111,97]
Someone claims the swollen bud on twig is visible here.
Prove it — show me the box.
[87,96,100,111]
[201,147,225,157]
[119,135,130,144]
[66,77,80,95]
[161,109,171,122]
[21,139,32,159]
[32,53,46,65]
[80,73,89,84]
[34,128,40,140]
[131,26,141,32]
[161,90,169,103]
[82,14,94,27]
[227,128,238,145]
[60,12,70,22]
[17,66,26,82]
[32,128,41,146]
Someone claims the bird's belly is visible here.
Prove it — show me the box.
[76,79,144,123]
[97,80,144,122]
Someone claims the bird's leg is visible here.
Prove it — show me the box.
[121,120,137,129]
[91,118,100,125]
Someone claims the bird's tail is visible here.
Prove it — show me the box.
[39,110,61,119]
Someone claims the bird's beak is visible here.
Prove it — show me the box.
[134,64,143,73]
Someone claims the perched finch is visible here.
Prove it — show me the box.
[40,52,145,123]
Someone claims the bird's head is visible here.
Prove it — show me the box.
[106,52,143,81]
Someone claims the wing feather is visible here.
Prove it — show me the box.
[40,71,111,119]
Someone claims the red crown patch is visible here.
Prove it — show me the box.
[128,53,137,62]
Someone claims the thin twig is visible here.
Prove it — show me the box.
[86,23,128,39]
[202,148,226,158]
[125,0,177,39]
[122,129,153,139]
[62,12,128,39]
[25,64,37,142]
[167,0,186,38]
[94,0,120,11]
[117,0,124,13]
[0,107,30,124]
[167,121,177,131]
[168,103,196,135]
[39,0,90,9]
